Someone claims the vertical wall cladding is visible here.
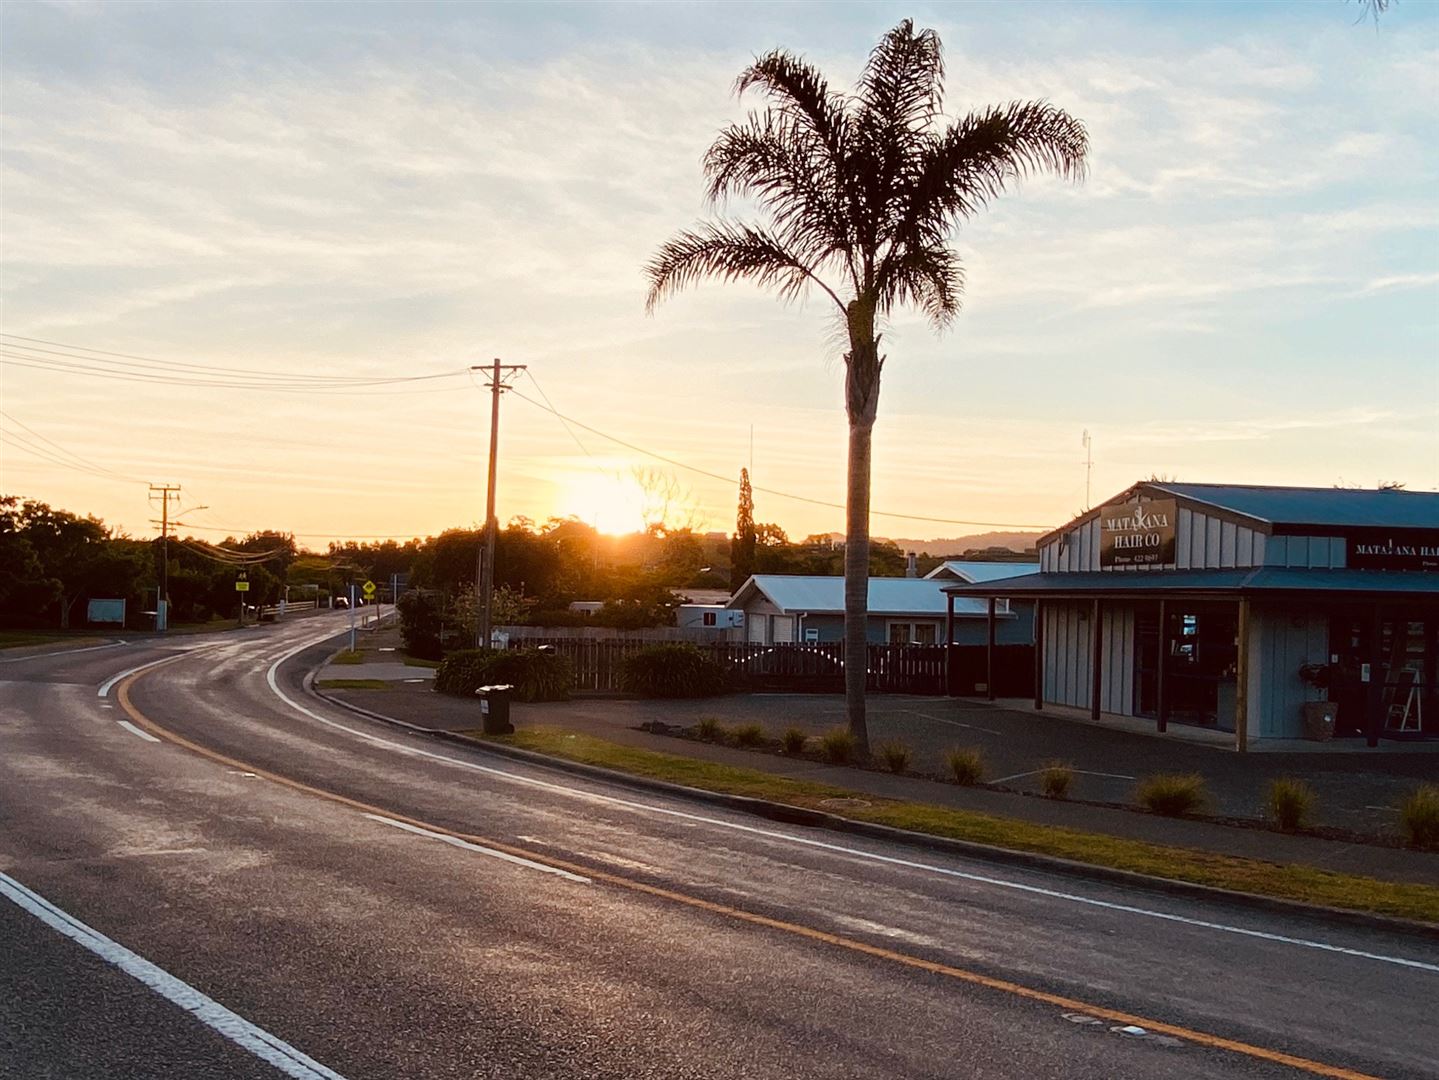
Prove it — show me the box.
[1043,602,1093,708]
[1100,604,1136,715]
[1175,507,1264,570]
[1254,605,1330,738]
[1264,535,1346,569]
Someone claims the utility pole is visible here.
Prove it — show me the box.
[472,359,526,649]
[1081,430,1093,510]
[149,484,181,631]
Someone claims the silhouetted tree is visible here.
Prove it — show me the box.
[646,20,1088,750]
[732,468,757,588]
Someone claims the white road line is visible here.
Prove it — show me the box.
[117,720,161,744]
[896,709,1002,736]
[0,871,350,1080]
[993,768,1137,784]
[142,632,1378,974]
[0,640,125,665]
[98,652,203,697]
[362,814,590,884]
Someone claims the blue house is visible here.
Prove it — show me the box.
[727,573,1037,646]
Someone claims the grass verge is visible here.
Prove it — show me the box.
[403,655,442,669]
[473,727,1439,924]
[331,650,366,665]
[316,678,391,690]
[0,631,93,650]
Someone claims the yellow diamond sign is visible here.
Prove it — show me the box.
[362,580,377,597]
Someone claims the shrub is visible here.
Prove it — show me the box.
[618,643,729,698]
[820,726,856,764]
[480,649,573,703]
[397,590,444,660]
[694,717,726,742]
[1399,784,1439,850]
[434,649,494,697]
[878,740,911,774]
[781,727,808,755]
[1136,773,1208,817]
[946,747,985,785]
[733,722,765,748]
[1039,761,1074,799]
[1265,777,1316,832]
[433,648,572,703]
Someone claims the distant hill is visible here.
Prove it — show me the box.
[881,531,1044,556]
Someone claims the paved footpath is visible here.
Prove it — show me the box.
[316,674,1439,889]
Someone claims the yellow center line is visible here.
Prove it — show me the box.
[117,674,1381,1080]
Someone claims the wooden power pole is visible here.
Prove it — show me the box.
[473,359,525,649]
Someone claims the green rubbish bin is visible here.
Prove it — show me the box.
[476,684,515,735]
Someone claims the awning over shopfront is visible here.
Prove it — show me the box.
[943,567,1439,603]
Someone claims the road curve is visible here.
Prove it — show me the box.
[1,614,1435,1080]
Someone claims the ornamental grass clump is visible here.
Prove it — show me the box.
[1399,784,1439,850]
[1265,777,1316,832]
[877,740,911,774]
[1136,773,1208,818]
[781,727,809,755]
[946,747,985,786]
[694,717,726,743]
[733,722,765,748]
[1039,761,1074,800]
[820,726,856,764]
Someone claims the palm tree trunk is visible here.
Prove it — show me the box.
[843,299,882,756]
[844,414,873,754]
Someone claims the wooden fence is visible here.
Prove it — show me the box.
[505,639,1001,696]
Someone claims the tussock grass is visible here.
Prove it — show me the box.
[946,747,985,786]
[1265,777,1316,832]
[1400,785,1439,851]
[694,717,727,743]
[474,728,1439,924]
[820,727,856,764]
[733,722,765,748]
[1039,762,1074,800]
[781,727,809,755]
[877,740,912,774]
[1136,773,1208,817]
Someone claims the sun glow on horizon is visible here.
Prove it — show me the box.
[553,466,651,537]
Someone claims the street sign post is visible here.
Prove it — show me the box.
[236,572,249,627]
[362,579,377,632]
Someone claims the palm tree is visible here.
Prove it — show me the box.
[645,20,1088,752]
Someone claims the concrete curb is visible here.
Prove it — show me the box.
[306,681,1439,942]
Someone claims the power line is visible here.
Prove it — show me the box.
[0,410,148,485]
[0,334,465,385]
[506,387,1056,531]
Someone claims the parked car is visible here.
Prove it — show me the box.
[333,596,350,610]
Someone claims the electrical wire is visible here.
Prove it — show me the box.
[0,334,465,385]
[506,386,1056,530]
[0,410,149,485]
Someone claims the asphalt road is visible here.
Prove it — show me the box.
[2,616,1436,1080]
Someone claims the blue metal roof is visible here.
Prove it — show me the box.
[730,575,996,616]
[945,567,1439,598]
[924,560,1040,583]
[1151,483,1439,529]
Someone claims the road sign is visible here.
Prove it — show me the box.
[362,580,377,597]
[235,581,250,592]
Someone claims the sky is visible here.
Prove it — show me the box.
[2,0,1436,548]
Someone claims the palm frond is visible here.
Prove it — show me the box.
[735,49,849,158]
[644,221,844,313]
[703,111,851,264]
[856,19,945,134]
[875,100,1087,301]
[880,241,964,328]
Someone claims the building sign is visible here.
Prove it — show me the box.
[87,598,126,625]
[1346,530,1439,572]
[1099,498,1177,568]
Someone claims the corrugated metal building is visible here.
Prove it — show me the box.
[727,572,1037,646]
[945,482,1439,746]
